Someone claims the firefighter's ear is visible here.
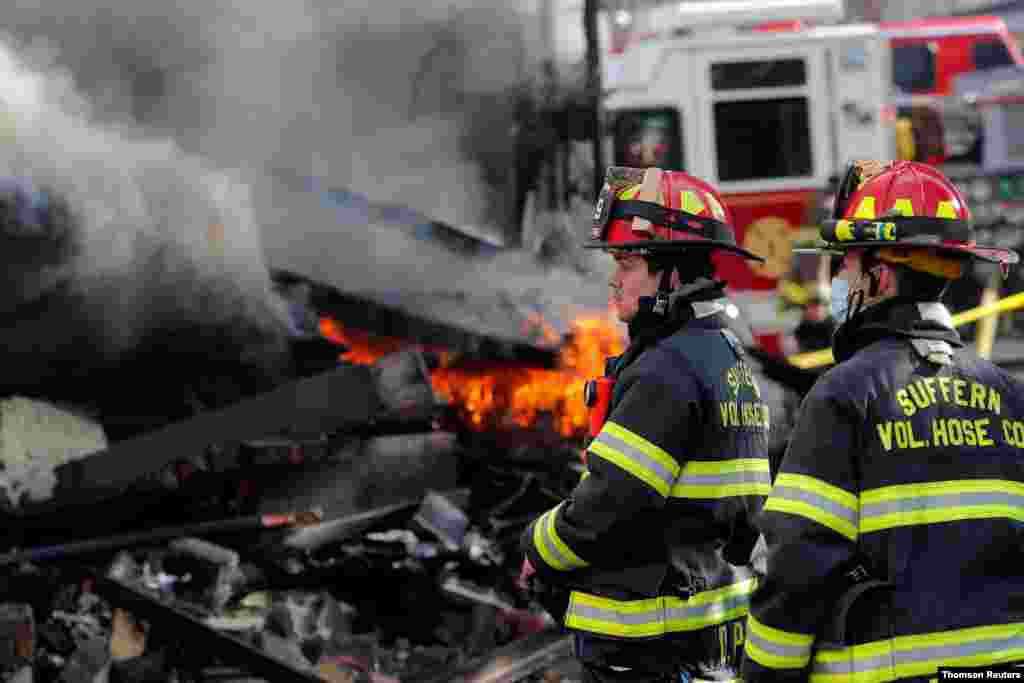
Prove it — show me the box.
[867,261,896,298]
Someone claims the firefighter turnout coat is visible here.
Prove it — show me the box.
[742,299,1024,683]
[522,292,771,657]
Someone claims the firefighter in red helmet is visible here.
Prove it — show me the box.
[742,160,1024,683]
[520,167,771,682]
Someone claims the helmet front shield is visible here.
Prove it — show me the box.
[590,166,650,244]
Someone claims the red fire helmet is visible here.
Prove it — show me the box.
[585,166,763,261]
[816,160,1019,270]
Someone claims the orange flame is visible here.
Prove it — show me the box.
[318,318,407,365]
[319,314,626,439]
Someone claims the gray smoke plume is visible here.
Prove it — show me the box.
[0,0,540,234]
[0,32,289,365]
[0,0,611,373]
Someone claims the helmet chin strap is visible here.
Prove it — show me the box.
[847,289,866,320]
[652,266,675,315]
[867,265,882,298]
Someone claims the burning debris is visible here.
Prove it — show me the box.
[319,315,625,439]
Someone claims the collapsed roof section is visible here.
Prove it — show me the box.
[256,175,612,360]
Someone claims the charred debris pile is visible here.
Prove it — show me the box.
[0,337,590,681]
[0,190,615,681]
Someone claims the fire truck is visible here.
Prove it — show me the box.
[883,15,1024,100]
[597,0,1024,355]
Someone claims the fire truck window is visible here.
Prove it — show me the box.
[711,59,806,90]
[893,44,936,94]
[973,40,1015,71]
[611,108,684,170]
[714,98,812,181]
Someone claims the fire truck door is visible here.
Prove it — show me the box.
[825,35,895,171]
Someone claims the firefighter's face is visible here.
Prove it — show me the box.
[833,249,897,315]
[608,252,660,322]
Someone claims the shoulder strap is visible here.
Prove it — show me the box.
[909,338,954,366]
[719,329,744,362]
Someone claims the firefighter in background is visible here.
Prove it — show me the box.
[741,160,1024,682]
[777,277,834,354]
[779,185,841,355]
[519,166,772,682]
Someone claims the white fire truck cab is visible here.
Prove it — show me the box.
[600,0,895,354]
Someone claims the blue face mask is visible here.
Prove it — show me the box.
[830,277,850,323]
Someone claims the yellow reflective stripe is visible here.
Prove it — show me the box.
[681,189,706,215]
[764,473,859,541]
[566,592,665,638]
[565,578,756,638]
[862,479,1024,503]
[671,458,772,499]
[776,473,859,509]
[853,196,876,219]
[859,479,1024,534]
[810,622,1024,683]
[936,200,958,219]
[835,220,855,241]
[531,508,561,570]
[745,614,815,670]
[682,577,757,607]
[890,198,915,216]
[603,422,679,474]
[545,503,588,570]
[531,504,589,571]
[589,421,680,497]
[665,578,756,632]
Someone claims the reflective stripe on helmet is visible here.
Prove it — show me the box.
[822,216,972,245]
[608,199,736,244]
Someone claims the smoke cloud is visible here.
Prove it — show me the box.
[0,32,288,371]
[0,0,611,382]
[0,0,539,234]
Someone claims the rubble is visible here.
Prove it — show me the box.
[0,345,584,682]
[0,480,575,682]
